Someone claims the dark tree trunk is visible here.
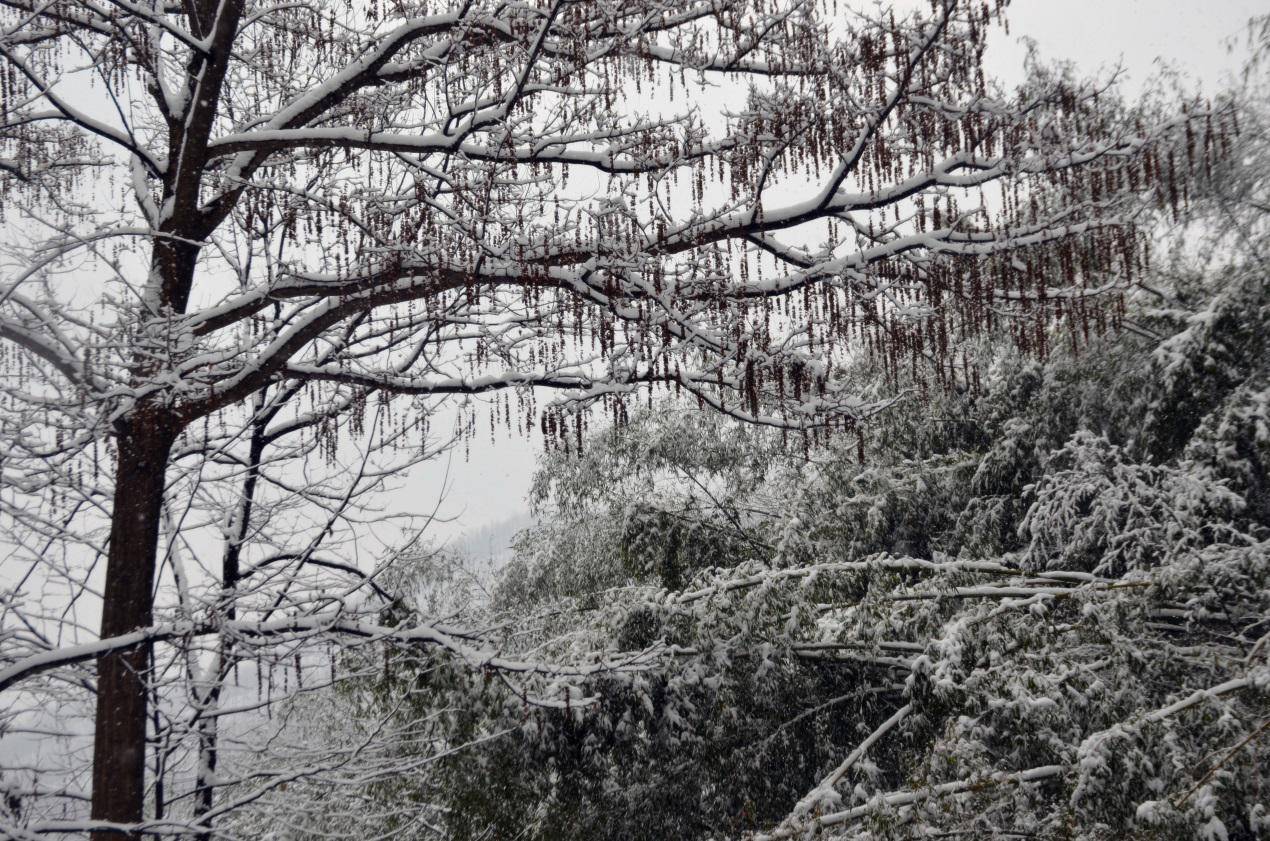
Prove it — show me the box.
[91,411,176,840]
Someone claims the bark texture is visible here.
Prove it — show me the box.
[91,414,175,839]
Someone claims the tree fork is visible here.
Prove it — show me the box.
[91,410,178,840]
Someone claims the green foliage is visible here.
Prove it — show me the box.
[447,244,1268,839]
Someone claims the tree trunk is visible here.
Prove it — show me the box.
[193,391,268,838]
[91,411,176,840]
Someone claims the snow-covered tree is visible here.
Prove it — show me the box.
[0,0,1231,837]
[345,47,1270,837]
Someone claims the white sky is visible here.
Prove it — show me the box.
[986,1,1262,95]
[416,0,1266,547]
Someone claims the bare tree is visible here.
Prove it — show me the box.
[0,0,1225,836]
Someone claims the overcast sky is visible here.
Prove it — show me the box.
[407,0,1266,549]
[986,0,1262,94]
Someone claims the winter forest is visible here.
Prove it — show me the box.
[0,0,1268,838]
